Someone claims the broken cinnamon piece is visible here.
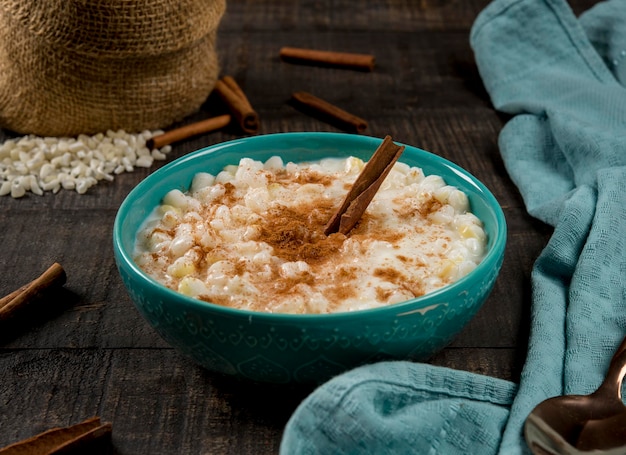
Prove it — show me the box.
[147,114,232,150]
[0,283,30,310]
[220,75,248,103]
[290,91,368,133]
[324,135,405,236]
[0,416,112,455]
[0,262,66,322]
[213,77,260,134]
[279,47,375,71]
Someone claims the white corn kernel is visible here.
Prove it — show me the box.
[0,181,11,196]
[0,129,169,197]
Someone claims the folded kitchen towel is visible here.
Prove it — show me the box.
[280,0,626,453]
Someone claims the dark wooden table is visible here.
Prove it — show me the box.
[0,1,599,453]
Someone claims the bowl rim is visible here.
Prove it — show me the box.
[113,132,507,321]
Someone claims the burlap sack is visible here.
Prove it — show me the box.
[0,0,226,137]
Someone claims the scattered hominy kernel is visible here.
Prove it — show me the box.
[0,129,171,198]
[10,179,26,198]
[0,181,10,196]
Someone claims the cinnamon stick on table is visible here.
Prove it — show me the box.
[291,91,368,133]
[213,76,260,134]
[280,47,375,71]
[0,262,66,322]
[325,135,405,236]
[0,416,112,454]
[147,114,232,150]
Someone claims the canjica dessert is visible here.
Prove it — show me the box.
[134,154,487,314]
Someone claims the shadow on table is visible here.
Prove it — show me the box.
[0,286,81,345]
[211,372,317,424]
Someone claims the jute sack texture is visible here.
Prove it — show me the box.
[0,0,226,137]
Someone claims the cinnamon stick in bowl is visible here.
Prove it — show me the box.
[325,135,405,236]
[280,47,375,71]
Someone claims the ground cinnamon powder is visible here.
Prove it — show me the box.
[134,156,488,314]
[259,204,345,263]
[257,168,345,264]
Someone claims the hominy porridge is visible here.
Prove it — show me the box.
[133,155,487,314]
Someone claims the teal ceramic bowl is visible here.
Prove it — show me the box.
[113,132,506,384]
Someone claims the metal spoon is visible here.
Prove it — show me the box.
[524,334,626,454]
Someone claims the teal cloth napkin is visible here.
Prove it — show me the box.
[280,0,626,453]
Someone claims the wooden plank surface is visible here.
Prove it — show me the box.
[0,0,599,453]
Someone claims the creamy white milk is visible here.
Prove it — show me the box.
[134,156,487,314]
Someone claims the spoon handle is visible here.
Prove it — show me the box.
[613,333,626,361]
[596,333,626,400]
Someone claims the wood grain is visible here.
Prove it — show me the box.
[0,0,600,453]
